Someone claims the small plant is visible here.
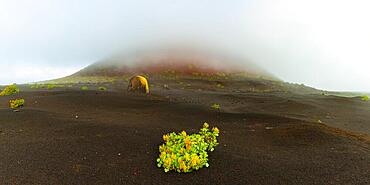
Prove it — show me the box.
[216,83,224,89]
[47,84,56,89]
[30,84,38,89]
[80,86,89,91]
[362,95,369,101]
[9,98,25,109]
[98,86,107,91]
[157,123,220,173]
[211,103,221,110]
[0,84,19,96]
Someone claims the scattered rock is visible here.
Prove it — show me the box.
[265,127,274,130]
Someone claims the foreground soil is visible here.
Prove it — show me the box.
[0,81,369,185]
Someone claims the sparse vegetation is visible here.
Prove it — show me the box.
[44,76,118,84]
[47,84,65,89]
[0,84,20,96]
[362,95,369,101]
[30,83,66,89]
[9,98,25,109]
[157,123,219,173]
[80,86,89,91]
[30,84,45,89]
[98,86,107,91]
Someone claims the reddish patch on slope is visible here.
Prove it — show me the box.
[76,50,272,78]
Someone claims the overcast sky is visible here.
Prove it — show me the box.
[0,0,369,92]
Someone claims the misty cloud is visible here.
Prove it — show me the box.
[0,0,369,91]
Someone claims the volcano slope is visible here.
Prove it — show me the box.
[0,62,370,184]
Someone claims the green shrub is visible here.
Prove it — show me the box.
[157,123,220,173]
[47,84,56,89]
[98,86,107,91]
[216,83,224,89]
[0,84,19,96]
[211,103,220,110]
[80,86,89,91]
[9,98,25,109]
[30,84,38,89]
[362,95,369,101]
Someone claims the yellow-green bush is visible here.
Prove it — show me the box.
[211,103,220,110]
[216,83,224,89]
[362,95,369,101]
[9,98,25,109]
[47,84,56,89]
[98,86,107,91]
[30,84,40,89]
[157,123,219,173]
[80,86,89,91]
[0,84,19,96]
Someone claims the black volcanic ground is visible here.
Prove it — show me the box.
[0,58,369,184]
